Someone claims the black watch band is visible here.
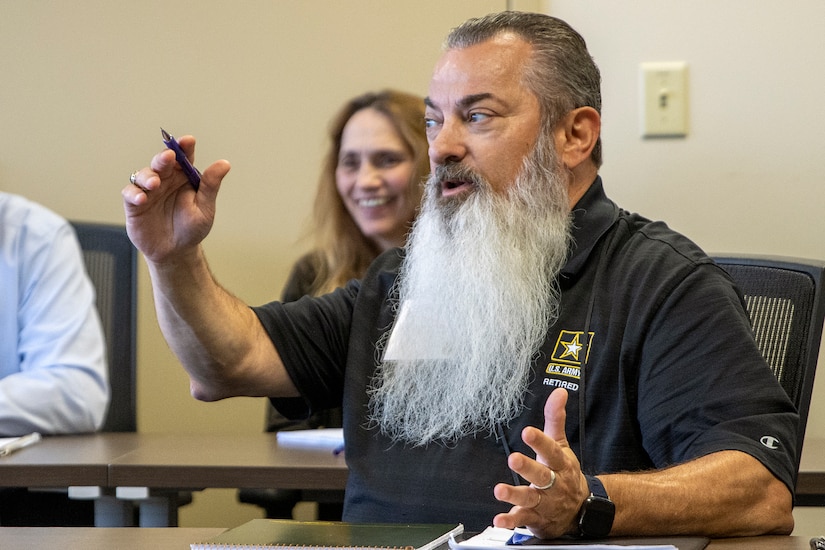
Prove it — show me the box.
[587,475,609,499]
[578,475,615,538]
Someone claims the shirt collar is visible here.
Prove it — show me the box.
[561,176,620,279]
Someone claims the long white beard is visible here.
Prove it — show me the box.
[368,135,572,446]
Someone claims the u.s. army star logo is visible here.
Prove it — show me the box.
[550,330,594,366]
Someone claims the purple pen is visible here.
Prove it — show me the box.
[160,128,201,191]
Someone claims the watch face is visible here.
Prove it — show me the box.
[579,495,616,538]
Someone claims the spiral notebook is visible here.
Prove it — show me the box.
[190,519,464,550]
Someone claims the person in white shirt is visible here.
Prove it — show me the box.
[0,191,109,435]
[0,191,110,526]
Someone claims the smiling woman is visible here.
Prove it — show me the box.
[335,107,421,255]
[295,89,429,298]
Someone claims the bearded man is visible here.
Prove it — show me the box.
[123,11,796,539]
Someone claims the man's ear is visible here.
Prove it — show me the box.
[554,107,600,170]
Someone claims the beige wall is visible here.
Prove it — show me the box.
[2,0,823,531]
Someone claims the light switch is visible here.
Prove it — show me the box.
[640,61,688,137]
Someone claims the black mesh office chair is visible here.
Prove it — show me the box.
[713,255,825,489]
[71,221,138,432]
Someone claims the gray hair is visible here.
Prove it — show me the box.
[445,11,602,167]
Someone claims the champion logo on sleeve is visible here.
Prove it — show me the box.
[760,435,781,450]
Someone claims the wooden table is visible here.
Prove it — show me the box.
[708,536,817,549]
[105,432,348,527]
[0,528,816,549]
[0,432,140,487]
[0,432,347,527]
[0,432,347,491]
[108,432,347,490]
[0,527,224,549]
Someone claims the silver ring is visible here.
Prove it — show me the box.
[130,171,139,185]
[534,469,556,491]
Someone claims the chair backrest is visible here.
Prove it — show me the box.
[713,255,825,475]
[70,221,138,432]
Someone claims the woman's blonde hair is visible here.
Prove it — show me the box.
[308,89,428,296]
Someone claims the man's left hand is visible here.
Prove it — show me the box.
[492,388,590,539]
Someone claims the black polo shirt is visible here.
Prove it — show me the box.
[253,177,797,531]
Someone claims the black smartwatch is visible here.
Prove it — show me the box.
[578,475,615,538]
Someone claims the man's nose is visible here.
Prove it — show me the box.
[428,119,467,167]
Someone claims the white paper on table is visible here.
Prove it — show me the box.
[275,428,344,450]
